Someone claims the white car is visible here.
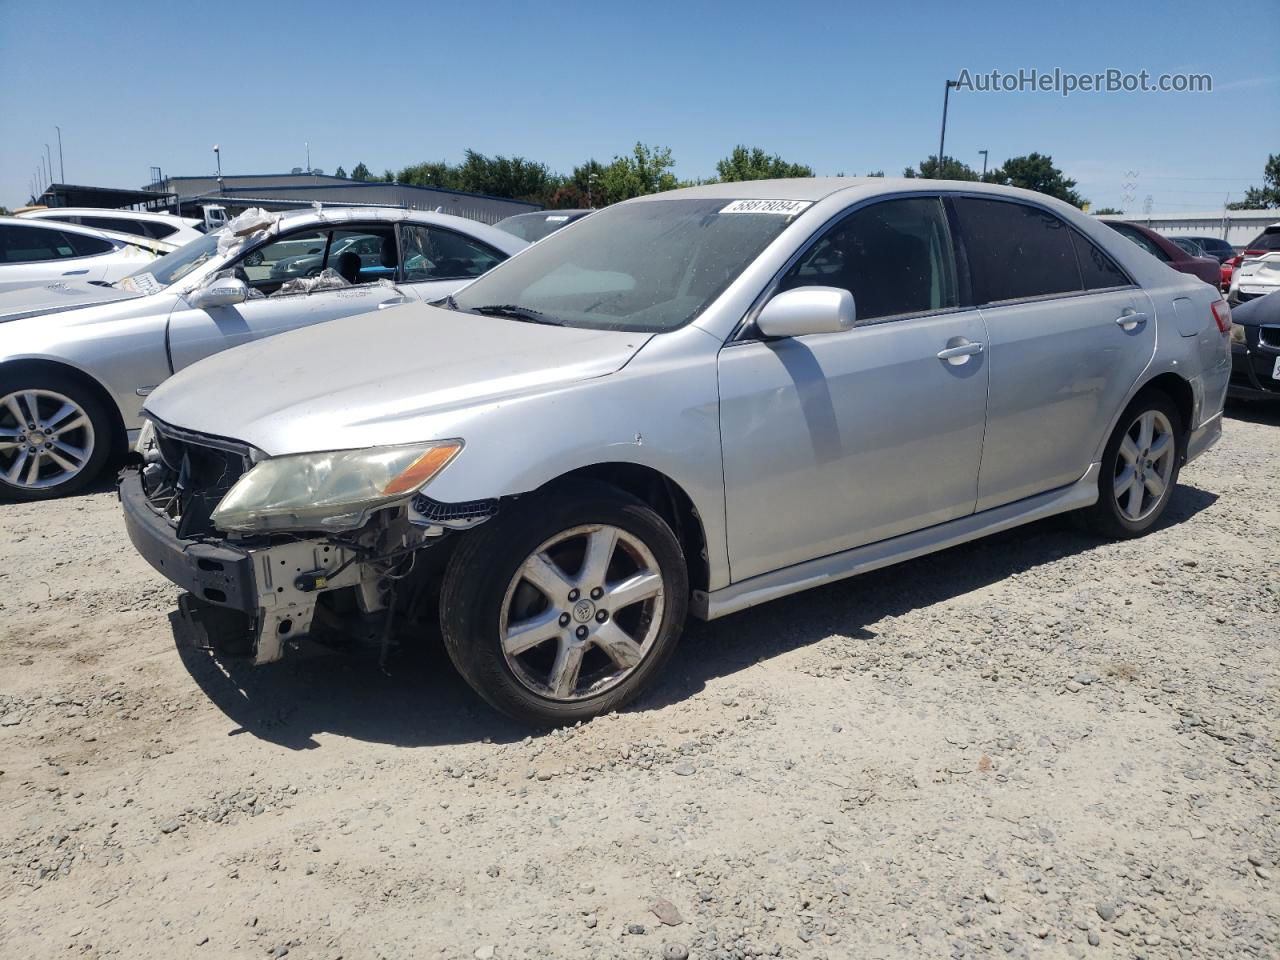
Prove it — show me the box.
[17,207,206,246]
[0,216,170,294]
[0,206,527,499]
[1230,252,1280,304]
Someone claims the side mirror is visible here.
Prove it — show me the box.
[757,286,856,338]
[188,277,248,309]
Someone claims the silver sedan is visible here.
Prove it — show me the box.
[125,178,1231,725]
[0,207,526,500]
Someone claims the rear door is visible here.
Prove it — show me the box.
[166,223,406,372]
[949,197,1156,511]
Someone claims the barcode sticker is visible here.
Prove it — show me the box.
[720,199,812,215]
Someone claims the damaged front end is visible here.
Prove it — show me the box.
[119,418,484,664]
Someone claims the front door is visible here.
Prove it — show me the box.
[718,196,990,582]
[166,224,406,372]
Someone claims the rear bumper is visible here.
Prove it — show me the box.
[119,468,258,612]
[1186,412,1221,464]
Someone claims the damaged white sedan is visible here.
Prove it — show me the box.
[0,207,525,499]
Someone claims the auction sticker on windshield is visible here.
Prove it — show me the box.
[720,199,812,215]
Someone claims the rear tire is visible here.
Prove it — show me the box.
[439,480,688,726]
[0,371,114,502]
[1078,390,1183,539]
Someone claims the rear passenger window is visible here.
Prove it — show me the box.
[778,196,958,321]
[64,232,114,256]
[81,216,148,236]
[0,224,93,262]
[951,198,1082,303]
[1071,232,1130,290]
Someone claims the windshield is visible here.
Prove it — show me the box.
[1247,228,1280,253]
[454,199,797,332]
[118,231,223,292]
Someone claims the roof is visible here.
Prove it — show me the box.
[35,182,175,209]
[229,206,526,254]
[641,177,1068,205]
[19,207,199,225]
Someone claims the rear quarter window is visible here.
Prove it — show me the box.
[950,197,1083,303]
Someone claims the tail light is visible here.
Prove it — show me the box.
[1211,299,1231,334]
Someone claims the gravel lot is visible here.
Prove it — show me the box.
[1,404,1276,960]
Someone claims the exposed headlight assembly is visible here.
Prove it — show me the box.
[210,440,463,533]
[1229,322,1247,345]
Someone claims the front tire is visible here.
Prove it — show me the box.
[439,480,688,726]
[1079,390,1183,539]
[0,372,113,501]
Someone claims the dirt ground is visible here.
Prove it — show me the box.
[1,404,1277,960]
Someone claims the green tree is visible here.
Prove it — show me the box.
[1227,153,1280,209]
[396,161,463,190]
[903,155,980,180]
[350,161,372,181]
[863,170,885,178]
[1092,206,1124,215]
[381,169,396,182]
[715,145,814,182]
[987,153,1086,207]
[595,143,678,205]
[334,165,347,179]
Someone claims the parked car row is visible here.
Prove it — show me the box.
[0,206,527,498]
[97,178,1231,725]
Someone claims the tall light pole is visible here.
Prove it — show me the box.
[936,79,958,176]
[305,141,311,174]
[45,144,54,185]
[979,149,989,179]
[55,126,64,182]
[213,144,222,192]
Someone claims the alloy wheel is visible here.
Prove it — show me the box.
[1113,409,1175,523]
[0,389,96,490]
[499,523,665,701]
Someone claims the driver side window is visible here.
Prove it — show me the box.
[228,226,397,296]
[778,197,958,323]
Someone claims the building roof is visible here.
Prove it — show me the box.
[35,182,175,209]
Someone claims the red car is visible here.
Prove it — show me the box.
[1102,220,1222,287]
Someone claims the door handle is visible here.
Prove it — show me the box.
[936,340,985,364]
[61,269,89,276]
[1115,310,1148,331]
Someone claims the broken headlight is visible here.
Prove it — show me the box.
[210,440,462,534]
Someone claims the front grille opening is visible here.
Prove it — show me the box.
[140,424,251,539]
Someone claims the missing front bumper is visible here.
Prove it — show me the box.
[120,468,368,664]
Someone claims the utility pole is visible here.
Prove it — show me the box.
[979,149,989,179]
[55,126,64,182]
[45,144,54,185]
[937,79,958,176]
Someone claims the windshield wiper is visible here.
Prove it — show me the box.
[470,303,563,325]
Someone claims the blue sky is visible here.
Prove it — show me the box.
[2,0,1277,212]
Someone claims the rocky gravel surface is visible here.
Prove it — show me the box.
[1,404,1276,959]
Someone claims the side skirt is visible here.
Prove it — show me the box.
[691,463,1101,621]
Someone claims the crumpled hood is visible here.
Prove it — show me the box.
[0,280,143,322]
[146,301,651,455]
